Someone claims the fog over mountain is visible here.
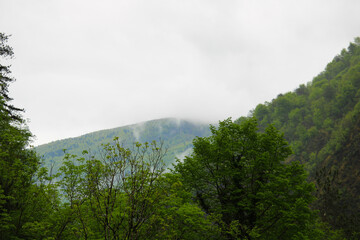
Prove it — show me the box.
[35,118,211,170]
[1,0,360,145]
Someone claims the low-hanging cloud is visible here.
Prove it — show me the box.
[1,0,360,145]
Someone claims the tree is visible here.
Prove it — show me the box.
[144,173,221,240]
[0,33,45,239]
[0,33,22,120]
[83,139,168,240]
[54,139,167,239]
[175,118,321,239]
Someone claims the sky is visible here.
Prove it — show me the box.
[1,0,360,146]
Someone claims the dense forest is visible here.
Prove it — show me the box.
[1,32,360,239]
[249,37,360,238]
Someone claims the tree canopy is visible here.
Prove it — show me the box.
[175,118,320,239]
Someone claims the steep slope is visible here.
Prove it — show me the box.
[241,37,360,237]
[246,38,360,170]
[36,118,211,171]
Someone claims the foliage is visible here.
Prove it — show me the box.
[175,118,320,239]
[36,139,217,240]
[146,173,220,239]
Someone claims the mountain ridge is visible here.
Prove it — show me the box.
[35,117,212,171]
[36,117,213,145]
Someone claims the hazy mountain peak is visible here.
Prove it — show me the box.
[35,118,212,171]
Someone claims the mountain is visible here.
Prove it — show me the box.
[241,37,360,237]
[35,118,211,172]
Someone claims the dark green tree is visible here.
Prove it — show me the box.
[175,118,321,239]
[0,33,22,120]
[0,33,41,239]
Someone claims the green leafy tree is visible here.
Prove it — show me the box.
[145,173,221,240]
[175,118,321,239]
[52,139,167,239]
[83,139,168,240]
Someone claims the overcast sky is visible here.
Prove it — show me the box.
[1,0,360,146]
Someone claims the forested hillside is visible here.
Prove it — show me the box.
[246,37,360,238]
[36,118,211,171]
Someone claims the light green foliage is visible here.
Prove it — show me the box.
[146,173,221,239]
[175,118,320,239]
[54,140,168,239]
[43,139,219,240]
